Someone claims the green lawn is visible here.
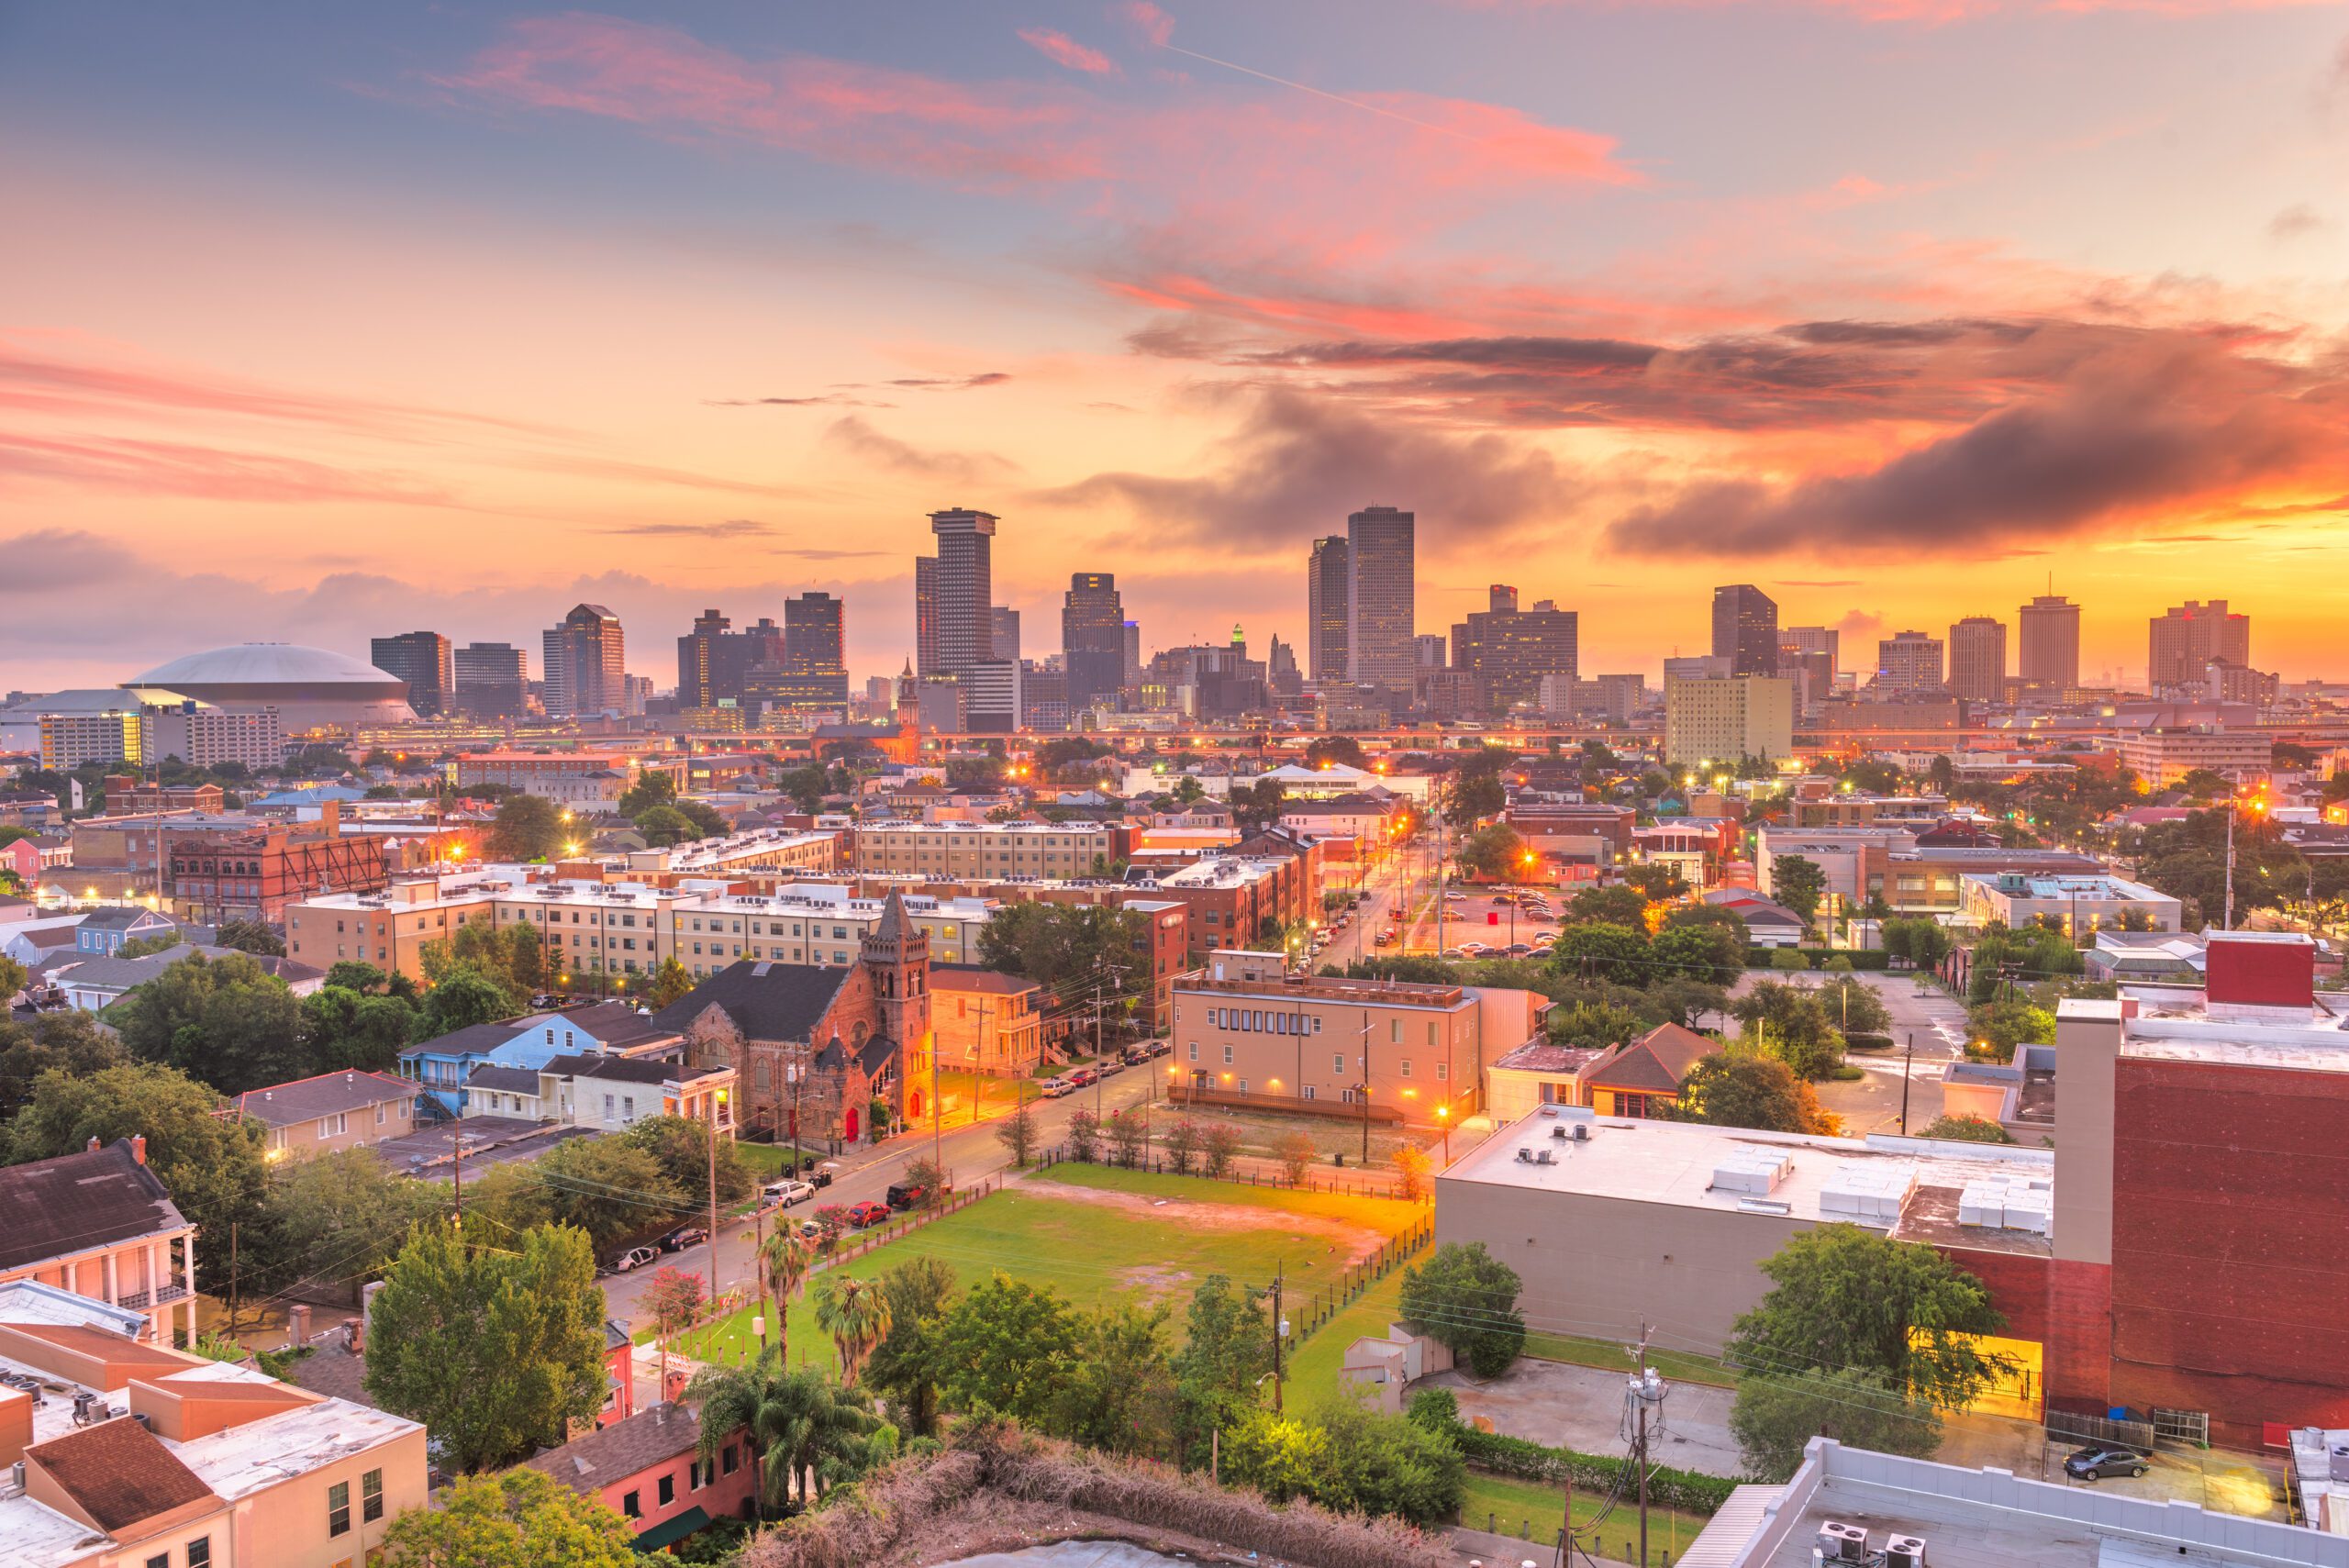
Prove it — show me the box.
[661,1169,1418,1373]
[1522,1331,1733,1389]
[1459,1471,1709,1565]
[733,1142,815,1176]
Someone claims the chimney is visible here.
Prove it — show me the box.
[130,1134,146,1167]
[85,1136,100,1153]
[360,1280,385,1351]
[288,1304,312,1347]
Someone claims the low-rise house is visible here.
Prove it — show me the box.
[399,1000,683,1118]
[522,1399,758,1552]
[1,917,83,970]
[461,1053,737,1134]
[71,906,181,956]
[928,965,1044,1077]
[39,943,323,1013]
[0,1278,428,1568]
[231,1070,416,1160]
[0,1137,197,1345]
[1576,1022,1711,1118]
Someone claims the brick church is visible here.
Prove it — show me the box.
[654,892,932,1146]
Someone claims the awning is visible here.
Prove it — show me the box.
[631,1506,711,1552]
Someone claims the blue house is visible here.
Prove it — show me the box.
[73,906,183,956]
[398,1000,681,1118]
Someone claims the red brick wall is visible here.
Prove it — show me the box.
[2109,1056,2349,1442]
[2042,1258,2112,1418]
[1939,1244,2050,1343]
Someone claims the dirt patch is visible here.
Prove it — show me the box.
[1025,1178,1387,1266]
[1117,1265,1197,1304]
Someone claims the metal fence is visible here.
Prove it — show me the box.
[2046,1407,2156,1451]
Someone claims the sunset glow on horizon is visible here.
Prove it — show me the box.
[6,2,2348,690]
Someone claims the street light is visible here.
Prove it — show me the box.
[1434,1101,1452,1163]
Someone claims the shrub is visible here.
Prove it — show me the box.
[1769,949,1812,972]
[1843,1032,1896,1052]
[1204,1122,1242,1178]
[1437,1418,1736,1515]
[1066,1108,1100,1163]
[1275,1131,1317,1186]
[1163,1118,1203,1174]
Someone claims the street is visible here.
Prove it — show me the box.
[600,1061,1164,1324]
[1730,968,1970,1135]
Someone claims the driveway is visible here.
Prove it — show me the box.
[1427,1358,1746,1479]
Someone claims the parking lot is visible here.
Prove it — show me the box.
[2036,1440,2287,1518]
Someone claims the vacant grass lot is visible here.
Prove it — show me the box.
[662,1165,1419,1373]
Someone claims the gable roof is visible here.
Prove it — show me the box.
[651,960,854,1044]
[462,1064,544,1096]
[233,1070,411,1128]
[525,1400,707,1494]
[929,964,1039,996]
[555,999,675,1050]
[0,1140,187,1273]
[78,908,173,933]
[1584,1022,1712,1094]
[26,1415,217,1534]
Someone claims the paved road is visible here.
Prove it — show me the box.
[1734,969,1969,1134]
[601,1063,1163,1325]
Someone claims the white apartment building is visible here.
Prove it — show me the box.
[853,820,1120,879]
[1664,673,1795,765]
[668,885,997,977]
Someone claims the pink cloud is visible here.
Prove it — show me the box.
[1122,2,1176,46]
[1018,27,1118,75]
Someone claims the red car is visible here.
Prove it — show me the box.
[847,1200,891,1228]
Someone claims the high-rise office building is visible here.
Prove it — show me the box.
[2148,600,2249,690]
[1062,573,1125,713]
[1875,630,1945,698]
[1345,506,1415,693]
[541,604,626,718]
[917,508,996,677]
[1415,634,1450,669]
[1947,617,2008,704]
[914,557,940,677]
[676,608,729,709]
[990,606,1020,662]
[1307,536,1350,683]
[1267,635,1303,696]
[1710,585,1779,676]
[740,591,853,712]
[1779,626,1840,673]
[370,631,452,717]
[453,642,529,717]
[1121,621,1141,690]
[2019,594,2082,695]
[1450,596,1577,709]
[963,659,1023,734]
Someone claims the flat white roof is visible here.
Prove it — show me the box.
[2083,985,2349,1073]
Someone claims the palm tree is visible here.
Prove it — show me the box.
[809,1272,893,1385]
[756,1226,818,1367]
[688,1354,879,1516]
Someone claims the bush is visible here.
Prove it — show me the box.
[1769,950,1812,972]
[1828,1065,1865,1081]
[1844,1032,1896,1052]
[1439,1418,1736,1515]
[1749,948,1889,971]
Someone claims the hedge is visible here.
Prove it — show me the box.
[1743,949,1892,971]
[1448,1423,1740,1516]
[1844,1032,1896,1052]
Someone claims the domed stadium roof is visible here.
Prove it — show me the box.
[132,643,402,689]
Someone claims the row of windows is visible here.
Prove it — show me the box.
[326,1467,385,1536]
[1183,1041,1446,1081]
[1208,1006,1321,1035]
[622,1440,743,1518]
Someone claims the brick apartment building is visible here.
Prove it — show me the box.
[166,824,387,923]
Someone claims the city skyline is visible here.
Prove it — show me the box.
[7,5,2349,689]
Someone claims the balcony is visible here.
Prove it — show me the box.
[115,1284,189,1311]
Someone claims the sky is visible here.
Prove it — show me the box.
[4,1,2347,695]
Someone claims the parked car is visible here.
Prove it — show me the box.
[1066,1065,1099,1087]
[762,1179,816,1208]
[1501,943,1533,957]
[885,1182,928,1210]
[1147,1039,1172,1058]
[609,1245,659,1273]
[1097,1057,1125,1076]
[2064,1446,2149,1481]
[794,1217,829,1240]
[659,1225,710,1252]
[1040,1075,1074,1097]
[847,1200,891,1228]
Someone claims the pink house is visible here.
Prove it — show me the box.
[0,1137,198,1345]
[523,1400,759,1552]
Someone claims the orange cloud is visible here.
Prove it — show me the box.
[1018,28,1118,75]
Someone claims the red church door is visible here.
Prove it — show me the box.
[844,1104,860,1141]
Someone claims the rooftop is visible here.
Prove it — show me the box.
[0,1139,189,1273]
[1441,1106,2055,1256]
[857,819,1112,835]
[232,1069,412,1127]
[1962,872,2175,903]
[1156,856,1292,889]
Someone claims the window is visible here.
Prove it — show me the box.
[1436,1062,1448,1082]
[1222,1044,1233,1065]
[603,1094,615,1118]
[147,1555,168,1568]
[722,1443,740,1474]
[361,1467,384,1522]
[658,1473,675,1506]
[1333,1053,1345,1073]
[1399,1059,1412,1078]
[1186,1041,1198,1062]
[622,1490,641,1518]
[1302,1084,1317,1100]
[1427,1022,1439,1048]
[328,1479,351,1536]
[318,1112,348,1139]
[623,1096,636,1119]
[1389,1019,1402,1044]
[1312,1016,1321,1034]
[188,1541,212,1568]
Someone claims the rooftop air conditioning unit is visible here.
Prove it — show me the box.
[1816,1522,1868,1565]
[1573,1122,1592,1141]
[1884,1537,1927,1568]
[2329,1445,2349,1484]
[1515,1147,1534,1163]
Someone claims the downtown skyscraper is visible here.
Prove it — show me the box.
[914,508,996,677]
[1344,506,1414,694]
[1710,584,1780,676]
[542,603,626,718]
[1947,616,2008,704]
[2019,593,2082,695]
[1062,572,1126,713]
[370,631,451,717]
[1307,535,1349,684]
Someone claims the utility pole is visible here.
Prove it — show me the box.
[451,1121,462,1224]
[930,1028,941,1173]
[2224,802,2236,931]
[1359,1009,1373,1165]
[1271,1262,1285,1412]
[1629,1320,1667,1568]
[1899,1032,1915,1134]
[752,1205,768,1357]
[706,1088,724,1318]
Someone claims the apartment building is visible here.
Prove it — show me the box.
[230,1071,416,1160]
[852,820,1124,879]
[1146,856,1309,961]
[288,873,689,985]
[452,749,685,803]
[1664,673,1795,764]
[625,828,840,878]
[0,1140,198,1348]
[1166,950,1539,1124]
[668,886,996,978]
[165,825,387,924]
[0,1280,428,1568]
[284,874,501,981]
[2106,725,2273,786]
[930,965,1046,1074]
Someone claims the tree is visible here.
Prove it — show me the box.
[1454,823,1530,883]
[1621,863,1690,901]
[1813,974,1892,1038]
[1732,979,1844,1080]
[1446,771,1505,826]
[1771,853,1828,930]
[381,1468,636,1568]
[105,951,308,1093]
[1171,1274,1272,1465]
[809,1272,894,1385]
[1920,1113,2014,1144]
[617,772,678,817]
[1566,884,1650,927]
[754,1225,818,1372]
[363,1221,607,1472]
[1731,1366,1943,1481]
[420,968,518,1039]
[1649,922,1742,987]
[1203,1122,1241,1178]
[252,1148,440,1308]
[1106,1106,1147,1168]
[1675,1051,1831,1135]
[1550,921,1650,986]
[1223,1397,1467,1527]
[419,916,542,1006]
[1728,1223,2010,1408]
[487,794,566,861]
[644,1264,706,1394]
[1275,1131,1316,1186]
[1305,735,1368,770]
[994,1097,1038,1166]
[10,1063,267,1294]
[1965,998,2055,1062]
[325,959,394,995]
[0,1010,125,1113]
[622,1114,753,1208]
[647,958,695,1009]
[1398,1241,1526,1378]
[215,918,285,956]
[863,1256,959,1437]
[1066,1106,1100,1162]
[300,985,418,1073]
[634,805,697,847]
[931,1271,1081,1421]
[1163,1118,1202,1174]
[1050,1301,1178,1456]
[1394,1144,1431,1200]
[531,1137,688,1250]
[1878,917,1952,970]
[974,902,1147,996]
[687,1355,882,1513]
